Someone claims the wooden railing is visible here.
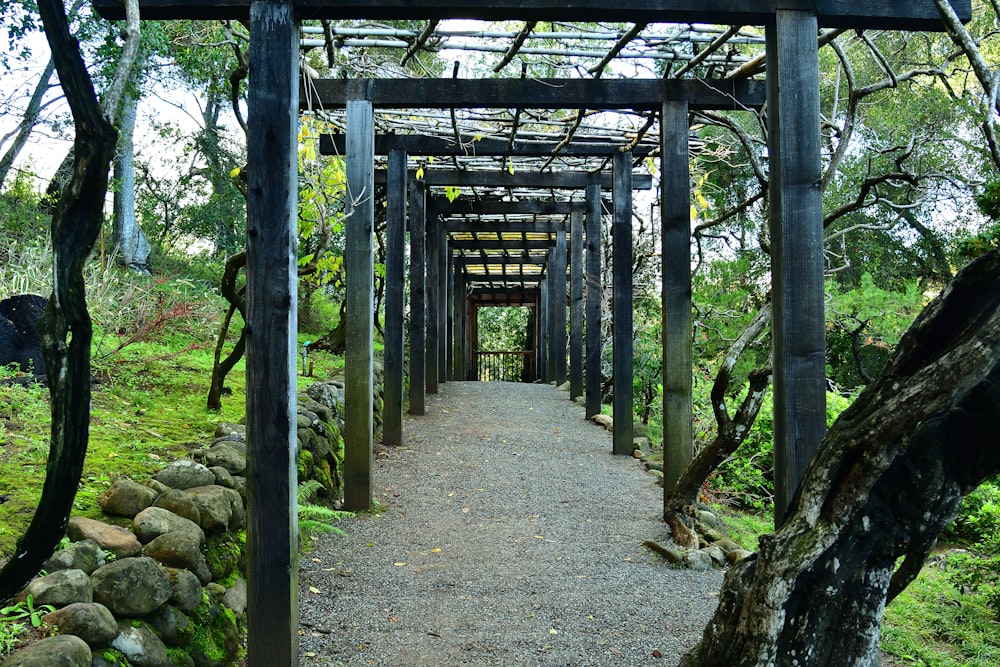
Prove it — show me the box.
[476,350,535,382]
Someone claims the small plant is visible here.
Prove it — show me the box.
[0,620,26,657]
[297,480,352,544]
[0,594,55,628]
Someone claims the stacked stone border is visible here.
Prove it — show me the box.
[0,377,371,667]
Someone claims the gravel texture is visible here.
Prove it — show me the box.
[299,382,723,666]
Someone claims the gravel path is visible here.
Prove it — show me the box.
[298,382,722,666]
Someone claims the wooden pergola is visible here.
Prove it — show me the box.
[91,2,972,665]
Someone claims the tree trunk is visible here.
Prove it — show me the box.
[0,56,56,189]
[680,248,1000,666]
[207,251,247,410]
[112,89,151,273]
[665,303,771,549]
[0,0,129,603]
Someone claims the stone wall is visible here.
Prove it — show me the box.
[0,373,380,667]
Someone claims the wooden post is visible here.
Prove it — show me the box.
[546,249,557,382]
[539,270,549,382]
[585,183,602,419]
[612,151,634,455]
[383,148,406,447]
[661,100,693,503]
[767,11,826,525]
[407,180,426,415]
[426,210,439,394]
[446,247,454,381]
[343,99,375,510]
[244,2,298,663]
[569,209,584,400]
[439,227,449,384]
[552,227,568,386]
[453,260,466,381]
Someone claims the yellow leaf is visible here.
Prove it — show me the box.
[690,204,698,220]
[549,628,558,635]
[431,548,442,553]
[394,562,408,567]
[229,167,241,178]
[416,166,425,180]
[308,586,321,594]
[507,161,515,175]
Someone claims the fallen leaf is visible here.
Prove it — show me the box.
[549,628,558,635]
[431,548,442,553]
[394,562,408,567]
[308,586,321,594]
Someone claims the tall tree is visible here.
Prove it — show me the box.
[112,86,151,272]
[0,0,140,603]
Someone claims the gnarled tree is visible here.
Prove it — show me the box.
[680,247,1000,666]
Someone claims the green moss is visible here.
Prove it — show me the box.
[297,449,314,479]
[99,648,132,666]
[204,533,243,582]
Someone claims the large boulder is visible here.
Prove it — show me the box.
[91,557,172,617]
[163,567,203,615]
[99,479,158,518]
[0,634,90,667]
[143,531,212,585]
[42,539,102,575]
[23,569,92,607]
[132,506,205,545]
[153,460,216,490]
[66,517,142,559]
[110,621,172,667]
[0,294,48,376]
[42,602,117,648]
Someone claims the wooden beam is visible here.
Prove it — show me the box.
[407,180,426,416]
[440,242,450,383]
[539,271,549,382]
[426,211,440,395]
[431,199,582,216]
[468,287,541,298]
[306,78,765,111]
[450,239,555,251]
[94,0,972,31]
[768,11,827,525]
[323,134,659,158]
[569,209,584,401]
[343,99,375,510]
[453,263,466,381]
[552,229,568,386]
[445,221,564,234]
[661,100,694,506]
[376,169,652,190]
[382,148,406,447]
[585,183,602,420]
[612,151,634,456]
[243,4,299,664]
[456,256,550,266]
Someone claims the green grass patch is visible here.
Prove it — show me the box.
[882,564,1000,666]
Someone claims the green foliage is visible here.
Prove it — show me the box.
[0,170,47,247]
[940,478,1000,618]
[298,480,352,545]
[477,306,532,351]
[0,619,26,658]
[0,594,54,628]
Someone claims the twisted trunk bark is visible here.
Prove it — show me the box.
[0,0,129,603]
[680,249,1000,666]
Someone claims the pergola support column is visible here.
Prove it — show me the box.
[569,209,584,400]
[661,100,693,504]
[539,271,549,382]
[438,221,449,384]
[612,151,634,455]
[552,228,568,386]
[453,263,466,381]
[343,98,375,509]
[426,211,440,394]
[383,147,407,447]
[585,183,602,419]
[244,2,299,662]
[408,180,426,415]
[767,11,827,525]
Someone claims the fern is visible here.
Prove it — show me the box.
[297,481,352,543]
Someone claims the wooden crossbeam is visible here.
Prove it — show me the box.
[305,78,765,111]
[451,239,554,250]
[432,199,582,215]
[322,134,658,158]
[376,169,652,189]
[93,0,971,30]
[456,255,550,265]
[446,221,563,233]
